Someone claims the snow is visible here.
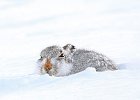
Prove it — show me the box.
[0,0,140,100]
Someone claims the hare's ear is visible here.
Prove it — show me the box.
[63,44,76,50]
[71,45,75,49]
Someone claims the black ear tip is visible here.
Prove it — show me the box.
[72,45,75,49]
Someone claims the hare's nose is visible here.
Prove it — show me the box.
[46,64,52,70]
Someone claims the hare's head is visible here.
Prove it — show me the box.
[40,45,63,60]
[41,52,66,76]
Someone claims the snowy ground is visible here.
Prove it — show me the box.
[0,0,140,100]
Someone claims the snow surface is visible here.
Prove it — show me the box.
[0,0,140,100]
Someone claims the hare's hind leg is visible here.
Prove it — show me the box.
[95,67,107,72]
[94,60,118,72]
[107,64,118,71]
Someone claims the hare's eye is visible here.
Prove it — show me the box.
[59,53,65,58]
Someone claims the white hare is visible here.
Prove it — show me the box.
[37,45,62,74]
[39,44,118,76]
[38,44,75,74]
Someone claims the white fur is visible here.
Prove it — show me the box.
[55,59,72,77]
[38,57,73,76]
[39,58,47,74]
[63,49,71,56]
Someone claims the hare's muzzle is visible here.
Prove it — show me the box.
[43,58,53,72]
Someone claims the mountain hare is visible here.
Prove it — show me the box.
[38,44,76,74]
[41,44,118,76]
[37,45,62,74]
